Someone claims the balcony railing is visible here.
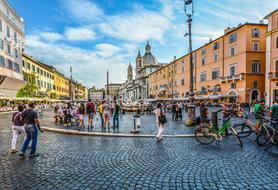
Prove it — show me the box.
[268,73,278,80]
[220,73,244,83]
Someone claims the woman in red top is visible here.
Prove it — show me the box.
[11,105,26,154]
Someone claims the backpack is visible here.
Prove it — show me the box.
[87,102,95,112]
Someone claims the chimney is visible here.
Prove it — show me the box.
[224,27,231,34]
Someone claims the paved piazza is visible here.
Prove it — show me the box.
[0,128,278,189]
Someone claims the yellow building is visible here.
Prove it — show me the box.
[22,53,55,98]
[52,70,70,100]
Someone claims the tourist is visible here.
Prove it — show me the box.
[178,102,183,120]
[98,101,104,128]
[102,101,111,129]
[153,102,167,142]
[199,102,208,127]
[19,102,43,159]
[86,99,95,129]
[172,102,177,121]
[11,104,26,154]
[113,101,120,129]
[78,103,85,129]
[253,100,265,134]
[270,101,278,128]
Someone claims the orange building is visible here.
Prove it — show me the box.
[148,61,175,99]
[148,23,267,104]
[265,9,278,106]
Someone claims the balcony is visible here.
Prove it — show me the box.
[268,73,278,80]
[159,86,168,91]
[220,73,244,83]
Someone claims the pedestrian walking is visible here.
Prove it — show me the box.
[98,102,104,128]
[86,99,95,129]
[153,103,167,142]
[19,102,43,159]
[11,104,26,154]
[172,102,177,121]
[113,101,120,129]
[78,103,85,130]
[102,101,111,129]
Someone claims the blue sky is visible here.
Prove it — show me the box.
[8,0,278,88]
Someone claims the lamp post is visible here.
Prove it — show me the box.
[184,0,196,126]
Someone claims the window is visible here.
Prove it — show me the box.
[212,69,220,80]
[253,81,258,88]
[15,49,18,58]
[252,62,261,73]
[253,43,259,51]
[40,81,43,87]
[202,58,206,66]
[0,56,4,67]
[201,48,206,56]
[37,80,40,87]
[14,63,20,73]
[7,59,13,69]
[252,28,260,38]
[0,39,3,49]
[37,67,39,73]
[231,83,236,89]
[44,81,46,88]
[182,59,184,64]
[7,26,10,37]
[32,65,35,72]
[14,32,17,43]
[47,73,49,78]
[40,69,43,75]
[7,44,11,55]
[44,71,46,76]
[213,53,218,62]
[182,67,184,73]
[276,36,278,49]
[181,79,185,85]
[229,65,236,76]
[276,60,278,73]
[0,20,2,32]
[200,72,207,82]
[22,60,25,67]
[213,42,219,50]
[230,47,236,56]
[229,33,237,43]
[27,62,30,70]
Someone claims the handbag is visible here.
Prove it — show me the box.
[158,108,167,125]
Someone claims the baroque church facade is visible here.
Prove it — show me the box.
[119,41,164,102]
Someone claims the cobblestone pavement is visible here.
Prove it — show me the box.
[0,130,278,190]
[0,107,251,135]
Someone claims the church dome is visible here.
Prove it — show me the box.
[142,41,158,65]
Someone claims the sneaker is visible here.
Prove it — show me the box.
[29,153,39,158]
[11,149,17,154]
[19,153,26,159]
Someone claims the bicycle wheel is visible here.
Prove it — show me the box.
[195,126,215,145]
[256,128,270,146]
[233,123,252,138]
[230,127,243,147]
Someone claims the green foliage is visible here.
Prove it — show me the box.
[16,72,38,98]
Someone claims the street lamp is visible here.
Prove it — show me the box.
[184,0,196,126]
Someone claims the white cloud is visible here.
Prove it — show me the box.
[99,9,171,42]
[95,43,121,58]
[64,26,96,41]
[39,31,63,42]
[64,0,103,22]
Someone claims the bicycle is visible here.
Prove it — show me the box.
[232,112,254,138]
[256,118,278,150]
[195,114,242,147]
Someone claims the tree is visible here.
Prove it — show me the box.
[16,72,38,97]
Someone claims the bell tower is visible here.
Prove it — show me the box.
[127,62,133,81]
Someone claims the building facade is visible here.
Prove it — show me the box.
[89,87,104,102]
[105,83,121,100]
[0,0,25,97]
[22,53,55,98]
[149,23,267,104]
[52,70,70,100]
[265,9,278,106]
[119,41,164,102]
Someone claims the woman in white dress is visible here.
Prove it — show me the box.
[153,103,166,141]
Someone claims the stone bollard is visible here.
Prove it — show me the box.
[130,114,140,133]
